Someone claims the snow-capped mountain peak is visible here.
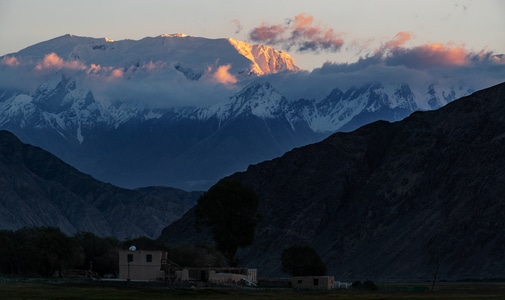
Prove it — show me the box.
[196,82,287,121]
[227,38,299,75]
[160,33,189,38]
[0,33,493,191]
[9,34,299,81]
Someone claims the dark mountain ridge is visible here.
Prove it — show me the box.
[0,130,200,239]
[160,82,505,281]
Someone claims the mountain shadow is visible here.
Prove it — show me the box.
[0,130,200,239]
[159,82,505,281]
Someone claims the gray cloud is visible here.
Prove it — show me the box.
[232,19,243,34]
[1,33,503,111]
[0,54,243,108]
[249,13,344,53]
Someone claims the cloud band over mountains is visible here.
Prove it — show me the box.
[1,19,504,109]
[247,13,503,69]
[0,52,240,107]
[246,14,504,99]
[317,30,504,74]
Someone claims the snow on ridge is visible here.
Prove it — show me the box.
[2,31,476,137]
[196,82,286,122]
[143,110,163,120]
[16,34,288,68]
[0,94,35,127]
[9,33,302,89]
[227,38,299,75]
[289,81,473,133]
[0,77,476,145]
[184,79,473,134]
[160,33,189,38]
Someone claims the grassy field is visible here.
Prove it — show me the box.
[1,280,505,300]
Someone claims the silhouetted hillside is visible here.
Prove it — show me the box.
[0,130,200,238]
[160,82,505,281]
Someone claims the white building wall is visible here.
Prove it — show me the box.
[118,250,165,281]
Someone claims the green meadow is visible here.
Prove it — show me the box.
[1,279,505,300]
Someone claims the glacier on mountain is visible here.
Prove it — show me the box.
[0,73,470,146]
[0,33,502,190]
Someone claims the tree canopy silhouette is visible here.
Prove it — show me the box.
[281,245,327,276]
[195,179,260,266]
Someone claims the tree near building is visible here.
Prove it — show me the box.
[281,245,327,276]
[195,179,260,266]
[74,232,121,276]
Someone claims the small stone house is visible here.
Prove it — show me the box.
[118,250,166,281]
[291,276,334,290]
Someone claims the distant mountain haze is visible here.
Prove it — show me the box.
[1,34,497,191]
[0,130,199,239]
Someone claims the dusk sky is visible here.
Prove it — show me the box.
[1,0,504,71]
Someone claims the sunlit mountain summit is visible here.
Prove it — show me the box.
[0,33,503,190]
[8,33,298,83]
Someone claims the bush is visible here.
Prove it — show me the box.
[352,280,378,291]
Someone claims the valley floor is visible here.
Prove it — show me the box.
[1,278,505,300]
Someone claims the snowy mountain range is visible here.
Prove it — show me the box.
[0,34,497,190]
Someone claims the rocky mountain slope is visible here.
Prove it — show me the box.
[0,76,467,191]
[0,34,476,191]
[0,130,200,239]
[159,82,505,281]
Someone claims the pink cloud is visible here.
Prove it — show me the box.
[250,24,286,44]
[377,32,480,69]
[85,64,124,80]
[249,13,343,52]
[415,43,468,66]
[471,50,505,64]
[35,52,86,71]
[293,13,313,29]
[385,42,469,68]
[82,61,166,82]
[1,56,20,67]
[321,31,504,73]
[491,54,505,64]
[86,63,103,75]
[109,68,124,79]
[211,64,237,85]
[35,53,63,70]
[384,32,412,49]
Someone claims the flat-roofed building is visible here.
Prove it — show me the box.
[118,250,166,281]
[291,276,334,290]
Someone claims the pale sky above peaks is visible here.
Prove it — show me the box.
[0,0,504,71]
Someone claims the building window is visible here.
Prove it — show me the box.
[298,280,303,284]
[127,254,133,262]
[146,254,152,262]
[313,278,319,286]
